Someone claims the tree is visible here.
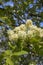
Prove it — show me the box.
[0,0,43,65]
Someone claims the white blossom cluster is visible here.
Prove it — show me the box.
[7,19,43,42]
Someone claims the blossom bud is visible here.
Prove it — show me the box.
[14,27,20,33]
[26,19,32,28]
[20,24,26,31]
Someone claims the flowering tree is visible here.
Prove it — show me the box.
[0,0,43,65]
[0,20,43,65]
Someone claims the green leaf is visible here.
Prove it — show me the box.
[39,48,43,56]
[5,57,14,65]
[13,50,28,56]
[5,50,12,56]
[8,42,16,49]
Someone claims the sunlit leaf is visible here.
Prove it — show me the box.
[13,50,28,56]
[5,57,14,65]
[4,50,12,56]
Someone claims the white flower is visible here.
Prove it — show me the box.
[13,33,18,41]
[20,24,26,31]
[7,30,18,41]
[26,19,32,28]
[40,29,43,37]
[9,34,15,40]
[27,30,34,38]
[18,31,26,40]
[9,33,18,41]
[7,30,14,35]
[14,27,21,33]
[29,25,43,37]
[7,20,43,42]
[29,25,37,30]
[29,25,41,35]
